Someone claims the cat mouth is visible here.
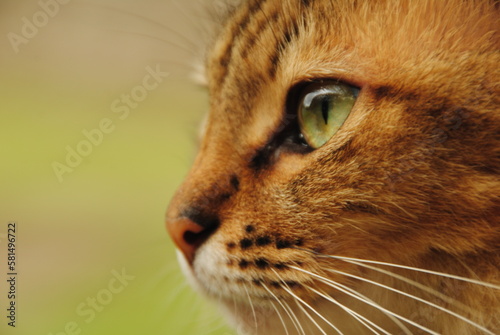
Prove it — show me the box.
[178,237,500,335]
[183,245,338,312]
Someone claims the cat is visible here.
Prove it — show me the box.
[166,0,499,334]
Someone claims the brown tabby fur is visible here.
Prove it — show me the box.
[166,0,499,334]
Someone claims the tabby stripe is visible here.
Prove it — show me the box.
[301,0,312,8]
[268,0,311,79]
[218,0,269,83]
[342,202,380,215]
[373,85,421,102]
[240,6,280,59]
[268,19,301,79]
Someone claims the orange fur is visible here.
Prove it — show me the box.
[167,0,499,334]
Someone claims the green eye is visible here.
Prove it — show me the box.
[298,82,359,149]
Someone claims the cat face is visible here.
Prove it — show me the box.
[166,0,499,334]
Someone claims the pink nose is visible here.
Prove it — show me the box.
[166,217,213,264]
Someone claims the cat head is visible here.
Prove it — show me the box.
[166,1,499,333]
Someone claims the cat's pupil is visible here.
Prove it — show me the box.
[321,96,329,124]
[296,81,358,149]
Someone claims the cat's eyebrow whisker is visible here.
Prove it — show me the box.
[169,0,212,38]
[320,254,500,290]
[324,267,496,335]
[107,29,196,55]
[271,269,344,335]
[83,2,200,49]
[304,284,389,335]
[290,266,439,335]
[150,59,198,72]
[261,283,290,335]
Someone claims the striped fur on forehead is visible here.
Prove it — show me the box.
[207,0,498,91]
[209,0,312,87]
[200,0,498,162]
[201,0,498,186]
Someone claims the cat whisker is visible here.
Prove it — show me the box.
[84,2,200,49]
[292,299,328,335]
[231,293,238,322]
[270,301,291,335]
[146,59,198,73]
[271,269,344,335]
[169,0,212,38]
[330,256,474,316]
[290,266,439,335]
[151,261,194,312]
[106,29,196,56]
[243,284,259,331]
[262,280,306,335]
[321,255,500,290]
[290,264,414,335]
[261,283,290,335]
[281,298,307,335]
[324,267,495,335]
[304,284,389,335]
[294,267,414,335]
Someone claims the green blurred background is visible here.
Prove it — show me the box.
[0,1,232,334]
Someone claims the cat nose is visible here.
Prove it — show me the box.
[166,215,218,264]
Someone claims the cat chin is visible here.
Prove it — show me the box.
[177,249,299,334]
[178,249,414,335]
[176,245,228,295]
[175,250,204,293]
[176,250,284,334]
[217,300,291,335]
[217,297,374,335]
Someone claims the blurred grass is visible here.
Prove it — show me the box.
[0,1,233,334]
